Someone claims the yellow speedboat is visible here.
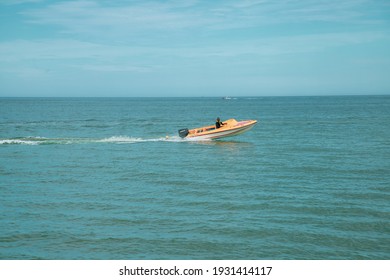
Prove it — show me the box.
[178,119,257,140]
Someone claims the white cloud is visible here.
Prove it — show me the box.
[21,0,203,36]
[16,0,389,45]
[0,39,160,78]
[79,64,152,73]
[0,39,105,62]
[2,0,43,5]
[0,30,384,68]
[14,31,390,57]
[1,0,389,95]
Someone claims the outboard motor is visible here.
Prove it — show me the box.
[178,128,189,138]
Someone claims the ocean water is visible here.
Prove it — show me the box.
[0,96,389,260]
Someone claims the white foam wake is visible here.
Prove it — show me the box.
[0,135,185,145]
[98,135,186,143]
[0,139,40,145]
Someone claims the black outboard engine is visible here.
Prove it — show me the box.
[178,128,189,138]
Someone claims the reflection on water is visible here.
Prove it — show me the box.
[188,139,254,148]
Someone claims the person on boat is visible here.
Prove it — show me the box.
[215,117,225,129]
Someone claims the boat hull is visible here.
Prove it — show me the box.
[180,119,257,140]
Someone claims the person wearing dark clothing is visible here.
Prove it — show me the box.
[216,117,225,128]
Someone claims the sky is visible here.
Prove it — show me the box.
[0,0,389,97]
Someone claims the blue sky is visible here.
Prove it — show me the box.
[1,0,389,97]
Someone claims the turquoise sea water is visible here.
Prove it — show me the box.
[0,96,389,259]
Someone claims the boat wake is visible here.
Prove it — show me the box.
[0,135,194,145]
